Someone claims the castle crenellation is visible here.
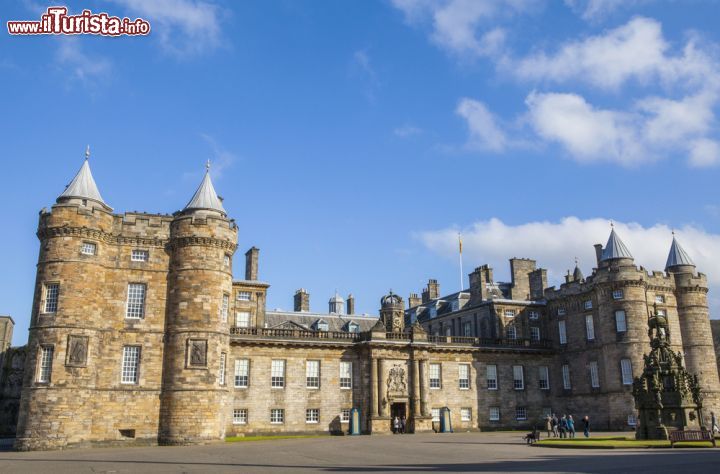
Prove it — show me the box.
[0,155,718,449]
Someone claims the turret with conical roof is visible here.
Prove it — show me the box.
[665,233,695,273]
[600,226,633,263]
[160,161,237,445]
[56,146,112,211]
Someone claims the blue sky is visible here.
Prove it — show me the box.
[2,0,720,345]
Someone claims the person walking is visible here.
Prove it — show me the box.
[559,415,568,438]
[567,415,576,438]
[393,416,399,434]
[582,415,590,438]
[551,414,559,437]
[545,415,553,438]
[400,416,406,434]
[711,411,719,435]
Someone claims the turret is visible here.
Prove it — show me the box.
[665,234,720,418]
[599,226,634,268]
[159,163,237,445]
[329,292,345,314]
[15,150,121,450]
[380,292,404,333]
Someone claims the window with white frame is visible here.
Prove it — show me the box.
[223,254,230,267]
[233,408,247,424]
[516,407,527,420]
[219,352,227,385]
[460,408,472,422]
[612,289,624,300]
[506,324,517,340]
[504,310,515,318]
[306,408,319,424]
[121,346,140,384]
[347,322,359,333]
[557,308,566,316]
[431,408,441,422]
[628,414,637,426]
[562,364,571,389]
[220,294,229,323]
[463,321,472,337]
[539,366,550,390]
[513,365,524,390]
[43,283,59,313]
[271,360,285,388]
[340,409,351,423]
[270,409,284,424]
[306,360,320,388]
[126,283,146,319]
[589,361,600,388]
[486,364,498,390]
[37,345,54,383]
[558,320,567,344]
[237,291,251,301]
[529,311,540,320]
[615,310,627,333]
[489,407,500,421]
[429,363,441,389]
[339,361,352,389]
[655,294,665,304]
[584,300,593,310]
[317,320,329,332]
[530,326,541,342]
[235,312,250,328]
[81,242,96,255]
[585,314,595,341]
[131,249,149,262]
[234,359,249,388]
[657,309,667,317]
[458,364,470,389]
[620,359,633,385]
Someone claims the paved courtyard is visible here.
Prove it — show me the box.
[0,432,717,473]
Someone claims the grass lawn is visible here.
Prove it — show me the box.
[535,436,717,449]
[226,434,331,443]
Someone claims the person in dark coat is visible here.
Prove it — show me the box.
[582,415,590,438]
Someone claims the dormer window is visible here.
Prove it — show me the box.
[315,320,329,332]
[347,322,359,333]
[429,307,437,318]
[451,300,459,312]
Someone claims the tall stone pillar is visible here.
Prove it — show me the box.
[378,358,387,417]
[370,357,378,417]
[419,359,428,416]
[412,358,421,416]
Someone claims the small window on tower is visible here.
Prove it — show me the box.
[131,249,149,262]
[81,242,96,255]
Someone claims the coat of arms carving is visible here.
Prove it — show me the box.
[387,364,407,394]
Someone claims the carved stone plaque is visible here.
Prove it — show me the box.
[187,339,208,367]
[387,364,408,395]
[66,335,89,367]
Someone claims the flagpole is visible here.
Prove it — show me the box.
[458,233,463,292]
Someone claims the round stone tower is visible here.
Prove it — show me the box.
[380,292,405,333]
[15,151,115,450]
[666,235,720,417]
[158,166,237,445]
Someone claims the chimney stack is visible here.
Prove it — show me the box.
[347,294,355,315]
[245,247,259,281]
[294,289,310,312]
[408,293,421,309]
[421,279,440,303]
[594,244,603,266]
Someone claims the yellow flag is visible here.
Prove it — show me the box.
[458,234,463,254]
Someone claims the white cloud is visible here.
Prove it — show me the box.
[110,0,223,56]
[390,0,535,58]
[394,124,423,138]
[689,139,720,168]
[199,133,236,180]
[56,38,112,84]
[415,217,720,314]
[456,98,507,152]
[525,91,645,164]
[512,17,718,91]
[564,0,648,22]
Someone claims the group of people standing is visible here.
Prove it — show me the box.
[545,414,590,438]
[392,416,407,434]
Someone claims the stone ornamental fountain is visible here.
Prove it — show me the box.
[633,304,706,439]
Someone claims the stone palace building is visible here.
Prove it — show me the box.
[1,155,720,450]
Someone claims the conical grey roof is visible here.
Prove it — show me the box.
[573,264,584,281]
[58,157,109,208]
[184,170,226,214]
[601,228,633,261]
[665,236,695,269]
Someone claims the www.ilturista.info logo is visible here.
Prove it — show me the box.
[7,6,150,36]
